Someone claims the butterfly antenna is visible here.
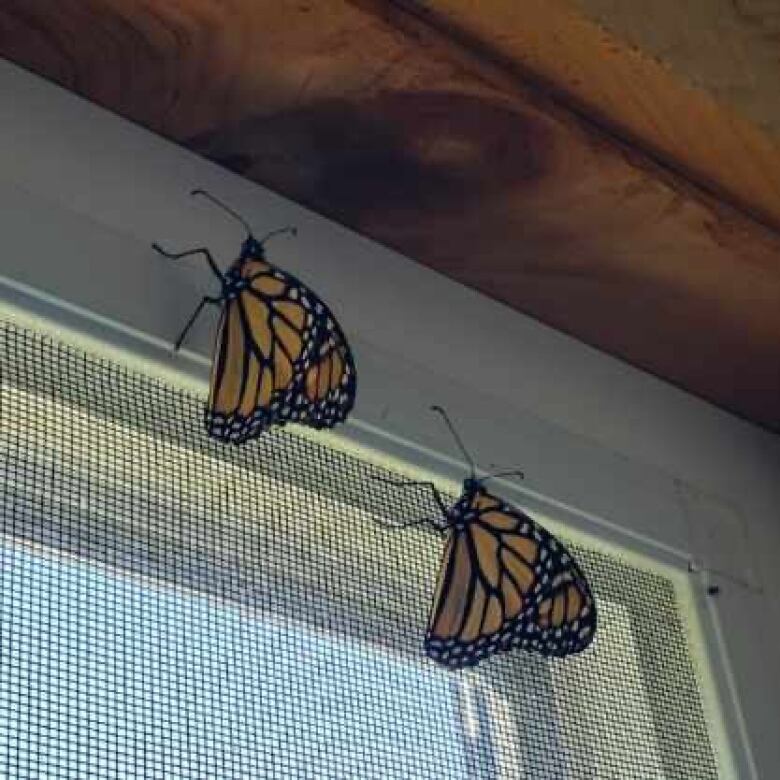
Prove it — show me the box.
[370,475,449,519]
[258,226,298,245]
[430,405,477,479]
[191,189,253,238]
[486,469,525,481]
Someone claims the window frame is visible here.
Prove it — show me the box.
[0,288,750,780]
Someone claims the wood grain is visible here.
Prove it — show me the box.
[388,0,780,231]
[0,0,779,429]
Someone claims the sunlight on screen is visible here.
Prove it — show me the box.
[550,601,665,779]
[0,543,471,780]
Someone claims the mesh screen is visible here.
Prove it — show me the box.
[0,319,721,779]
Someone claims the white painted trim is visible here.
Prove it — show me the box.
[0,281,687,569]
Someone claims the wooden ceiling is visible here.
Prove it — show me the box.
[1,0,779,430]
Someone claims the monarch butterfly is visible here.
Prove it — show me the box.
[153,190,356,443]
[378,406,596,669]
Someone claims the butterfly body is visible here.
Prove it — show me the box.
[220,238,279,295]
[221,265,252,300]
[442,478,483,528]
[425,481,596,669]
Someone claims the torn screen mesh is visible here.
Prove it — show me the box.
[0,320,720,779]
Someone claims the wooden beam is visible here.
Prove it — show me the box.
[381,0,780,231]
[0,0,778,429]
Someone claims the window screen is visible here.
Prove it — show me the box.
[0,319,722,779]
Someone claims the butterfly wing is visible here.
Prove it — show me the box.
[505,540,596,658]
[298,314,357,429]
[206,258,354,442]
[424,488,596,669]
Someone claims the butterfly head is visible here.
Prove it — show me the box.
[189,190,297,267]
[240,235,266,261]
[247,226,297,257]
[462,477,486,497]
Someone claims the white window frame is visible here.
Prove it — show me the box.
[0,289,751,779]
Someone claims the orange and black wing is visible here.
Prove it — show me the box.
[206,258,354,442]
[298,315,356,429]
[424,489,596,669]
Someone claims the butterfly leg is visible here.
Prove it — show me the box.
[371,476,450,519]
[173,296,222,351]
[152,243,225,283]
[371,515,448,537]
